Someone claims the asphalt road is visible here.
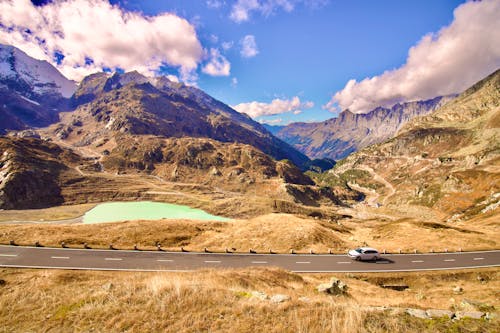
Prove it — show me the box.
[0,245,499,273]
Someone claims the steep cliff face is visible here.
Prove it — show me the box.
[275,96,454,160]
[331,69,500,221]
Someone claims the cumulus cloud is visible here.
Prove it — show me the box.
[240,35,259,58]
[324,0,500,114]
[233,96,314,118]
[202,48,231,76]
[0,0,204,81]
[230,0,327,22]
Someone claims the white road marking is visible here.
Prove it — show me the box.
[473,258,484,260]
[337,261,352,264]
[296,261,311,264]
[157,259,173,262]
[251,261,268,264]
[412,260,424,263]
[105,258,123,261]
[0,254,17,257]
[204,260,221,263]
[51,256,69,259]
[444,259,456,262]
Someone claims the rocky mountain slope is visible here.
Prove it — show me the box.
[47,70,309,169]
[330,69,500,222]
[0,137,83,209]
[0,44,76,133]
[274,96,455,160]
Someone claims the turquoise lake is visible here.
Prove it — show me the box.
[82,201,230,224]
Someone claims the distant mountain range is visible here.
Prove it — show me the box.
[269,96,456,160]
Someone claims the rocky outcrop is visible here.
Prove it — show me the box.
[0,137,82,209]
[316,278,348,295]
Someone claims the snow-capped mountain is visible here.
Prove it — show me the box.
[0,44,76,98]
[0,44,76,133]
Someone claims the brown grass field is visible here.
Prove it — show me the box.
[0,267,498,332]
[0,211,498,253]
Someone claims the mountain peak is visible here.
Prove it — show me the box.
[0,43,76,98]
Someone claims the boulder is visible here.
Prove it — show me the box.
[460,299,494,312]
[453,286,463,294]
[454,311,484,320]
[270,294,290,303]
[102,282,114,291]
[317,278,348,295]
[250,291,268,301]
[406,308,429,319]
[426,309,454,319]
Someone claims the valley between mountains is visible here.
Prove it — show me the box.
[0,44,498,254]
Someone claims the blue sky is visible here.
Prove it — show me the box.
[112,0,464,124]
[2,0,499,125]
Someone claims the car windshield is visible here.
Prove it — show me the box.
[355,248,362,253]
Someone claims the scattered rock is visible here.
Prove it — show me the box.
[102,282,114,291]
[426,309,454,319]
[250,291,268,301]
[210,167,222,176]
[454,311,484,320]
[406,308,429,319]
[13,130,41,139]
[461,299,494,312]
[0,279,5,286]
[485,312,498,321]
[270,294,290,303]
[298,296,311,303]
[381,284,409,291]
[317,278,348,295]
[453,286,463,294]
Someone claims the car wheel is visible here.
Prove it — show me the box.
[355,256,361,261]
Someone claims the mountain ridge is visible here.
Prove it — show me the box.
[273,95,456,160]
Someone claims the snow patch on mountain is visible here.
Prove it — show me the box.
[0,44,76,98]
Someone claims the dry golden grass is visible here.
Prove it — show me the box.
[0,214,348,252]
[0,204,95,222]
[0,210,498,253]
[0,267,498,332]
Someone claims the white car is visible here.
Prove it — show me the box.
[348,247,381,261]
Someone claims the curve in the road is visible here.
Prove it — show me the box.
[0,246,499,273]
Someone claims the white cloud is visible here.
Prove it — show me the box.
[0,0,203,81]
[260,117,283,125]
[202,48,231,76]
[230,0,327,22]
[240,35,259,58]
[206,0,224,9]
[231,77,238,87]
[222,41,234,51]
[233,96,314,118]
[324,0,500,114]
[209,34,219,43]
